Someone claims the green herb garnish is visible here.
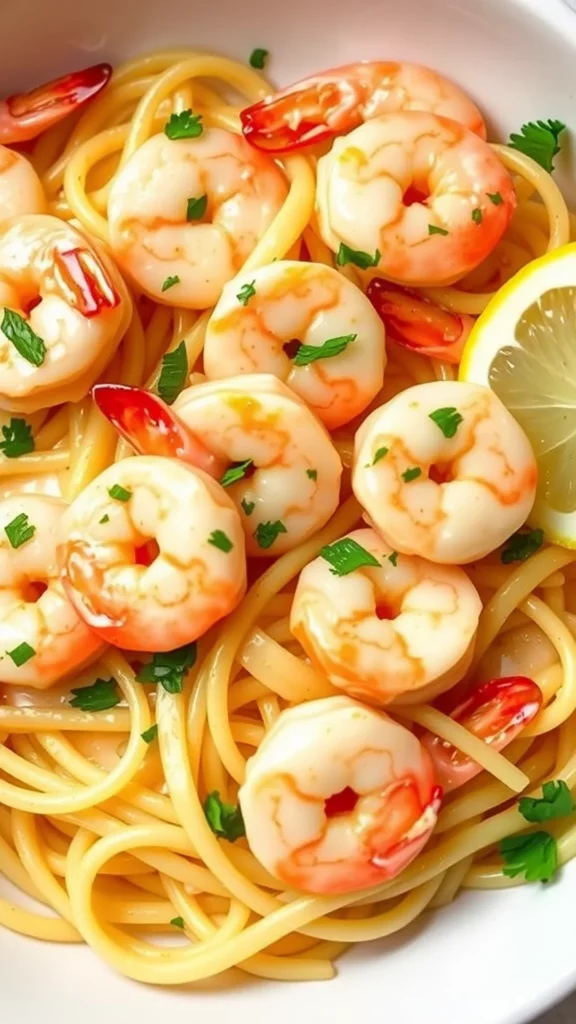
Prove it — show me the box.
[320,538,380,577]
[157,341,188,405]
[4,513,35,550]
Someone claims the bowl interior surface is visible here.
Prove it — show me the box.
[0,0,575,1021]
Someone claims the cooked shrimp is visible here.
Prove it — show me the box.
[173,374,342,555]
[422,676,542,792]
[353,381,537,564]
[316,111,516,287]
[240,61,486,152]
[57,455,247,652]
[203,260,386,429]
[0,147,46,224]
[0,495,104,688]
[367,278,473,364]
[0,214,131,414]
[108,129,288,309]
[239,694,442,894]
[0,64,112,144]
[290,528,482,705]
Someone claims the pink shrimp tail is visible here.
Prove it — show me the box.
[54,249,121,318]
[0,63,112,144]
[367,278,474,364]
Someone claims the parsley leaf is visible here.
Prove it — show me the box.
[501,528,544,565]
[428,224,449,236]
[6,642,35,667]
[164,109,203,140]
[171,916,185,929]
[108,484,131,502]
[204,791,246,842]
[487,191,503,205]
[4,513,35,549]
[186,194,208,221]
[253,520,287,550]
[0,418,34,459]
[336,243,380,270]
[220,460,253,488]
[293,333,356,366]
[519,781,576,824]
[136,643,197,694]
[371,446,389,465]
[388,551,398,567]
[249,48,269,70]
[1,309,46,366]
[208,529,233,552]
[141,723,158,744]
[99,514,110,524]
[508,119,566,172]
[237,281,256,306]
[472,208,483,225]
[401,467,422,483]
[157,341,188,405]
[428,407,463,439]
[320,537,380,576]
[499,830,558,883]
[241,497,255,516]
[161,275,180,292]
[306,468,318,480]
[70,677,120,711]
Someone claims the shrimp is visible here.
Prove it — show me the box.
[239,694,442,894]
[367,278,474,365]
[57,455,247,652]
[0,64,112,144]
[421,676,542,792]
[0,495,104,688]
[290,528,482,705]
[0,214,131,414]
[173,375,342,555]
[0,147,46,225]
[352,381,537,564]
[203,260,386,429]
[108,129,289,309]
[240,61,486,152]
[316,111,516,287]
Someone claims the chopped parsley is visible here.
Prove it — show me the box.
[170,916,185,929]
[161,275,180,292]
[208,529,233,553]
[99,514,110,524]
[0,418,34,459]
[428,407,463,439]
[69,677,120,711]
[164,109,203,140]
[336,243,380,270]
[472,208,483,225]
[140,723,158,744]
[157,341,188,405]
[371,446,389,466]
[487,191,503,205]
[501,528,544,565]
[203,790,246,842]
[253,519,287,550]
[519,781,576,824]
[220,460,253,488]
[320,537,380,576]
[508,119,566,172]
[136,643,198,694]
[1,309,46,366]
[292,333,356,366]
[401,466,422,483]
[249,48,269,70]
[428,224,449,237]
[6,641,35,667]
[499,830,558,883]
[108,483,131,502]
[186,194,208,221]
[4,513,35,550]
[237,281,256,306]
[306,468,318,480]
[388,551,399,567]
[241,497,255,516]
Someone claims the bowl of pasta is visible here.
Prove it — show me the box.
[0,0,575,1021]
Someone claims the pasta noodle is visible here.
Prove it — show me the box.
[0,48,576,990]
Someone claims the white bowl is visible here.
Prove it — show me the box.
[1,0,576,1021]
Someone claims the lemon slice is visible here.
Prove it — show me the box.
[459,243,576,547]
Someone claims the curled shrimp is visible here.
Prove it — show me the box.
[316,111,516,287]
[422,676,543,791]
[57,455,247,652]
[0,214,131,414]
[367,278,474,364]
[0,495,104,688]
[0,146,46,225]
[291,528,482,705]
[240,61,486,152]
[353,381,537,564]
[239,694,442,894]
[204,260,386,429]
[108,128,288,309]
[0,64,112,143]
